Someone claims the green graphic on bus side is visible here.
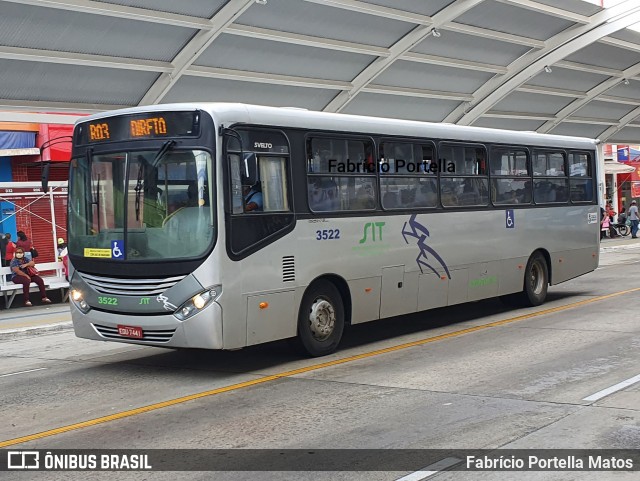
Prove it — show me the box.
[469,276,497,288]
[353,221,389,256]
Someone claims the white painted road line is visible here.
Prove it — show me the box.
[0,368,48,378]
[583,373,640,402]
[395,457,461,481]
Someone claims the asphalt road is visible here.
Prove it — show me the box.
[1,244,639,480]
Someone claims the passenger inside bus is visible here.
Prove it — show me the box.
[309,178,339,211]
[244,181,263,212]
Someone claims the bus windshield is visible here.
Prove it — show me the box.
[68,149,214,261]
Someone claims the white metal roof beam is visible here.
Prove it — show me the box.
[0,111,82,124]
[225,24,389,57]
[401,52,506,74]
[538,60,640,134]
[185,66,473,101]
[595,106,640,142]
[139,0,255,106]
[555,60,622,77]
[186,66,350,90]
[599,36,640,53]
[444,22,544,48]
[301,0,433,25]
[0,45,171,72]
[0,98,127,114]
[448,0,640,125]
[598,94,640,106]
[1,0,209,29]
[494,0,590,23]
[226,25,507,74]
[323,0,485,113]
[516,84,587,98]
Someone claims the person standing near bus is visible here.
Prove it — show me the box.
[629,200,639,239]
[4,233,16,266]
[16,230,34,259]
[0,233,6,267]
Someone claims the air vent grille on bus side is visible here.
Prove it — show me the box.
[282,256,295,282]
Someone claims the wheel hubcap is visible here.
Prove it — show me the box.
[308,298,335,341]
[530,261,544,295]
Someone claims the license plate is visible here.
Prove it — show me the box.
[117,325,143,339]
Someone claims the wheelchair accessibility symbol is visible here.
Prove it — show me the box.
[111,240,124,260]
[505,209,515,229]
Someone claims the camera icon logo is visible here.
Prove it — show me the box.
[7,451,39,469]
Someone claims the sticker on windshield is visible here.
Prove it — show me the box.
[111,240,124,260]
[84,248,111,258]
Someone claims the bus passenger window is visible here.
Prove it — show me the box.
[307,136,376,212]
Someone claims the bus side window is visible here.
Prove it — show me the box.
[258,156,290,212]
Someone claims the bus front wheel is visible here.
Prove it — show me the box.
[295,280,345,357]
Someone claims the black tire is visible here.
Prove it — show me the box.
[500,252,549,307]
[619,225,630,236]
[520,252,549,306]
[295,280,345,357]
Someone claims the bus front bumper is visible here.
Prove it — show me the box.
[70,301,223,349]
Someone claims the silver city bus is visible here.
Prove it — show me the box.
[67,103,599,356]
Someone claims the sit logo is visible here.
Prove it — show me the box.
[359,221,385,244]
[353,221,389,257]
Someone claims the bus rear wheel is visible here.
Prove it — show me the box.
[295,280,345,357]
[501,252,548,307]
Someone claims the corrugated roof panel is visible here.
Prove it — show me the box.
[565,43,640,71]
[575,100,637,121]
[364,0,455,17]
[342,93,459,122]
[411,30,532,66]
[455,0,575,41]
[95,0,226,18]
[606,79,640,99]
[535,0,601,16]
[608,126,640,143]
[493,92,575,115]
[236,0,414,48]
[549,123,608,139]
[163,77,337,111]
[474,118,546,131]
[608,29,640,45]
[0,59,158,105]
[527,67,609,92]
[376,60,494,94]
[194,34,375,83]
[0,2,195,62]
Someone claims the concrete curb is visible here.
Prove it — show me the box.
[0,321,73,341]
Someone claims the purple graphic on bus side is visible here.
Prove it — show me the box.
[402,214,451,279]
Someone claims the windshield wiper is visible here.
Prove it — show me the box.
[134,141,175,221]
[134,156,145,221]
[151,140,176,167]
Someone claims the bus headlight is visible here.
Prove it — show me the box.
[70,289,91,314]
[174,286,221,321]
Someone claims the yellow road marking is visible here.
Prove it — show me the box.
[2,286,639,448]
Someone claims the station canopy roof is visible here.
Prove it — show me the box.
[1,0,640,143]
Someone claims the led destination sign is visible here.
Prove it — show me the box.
[77,111,200,144]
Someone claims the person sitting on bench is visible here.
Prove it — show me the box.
[9,247,52,307]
